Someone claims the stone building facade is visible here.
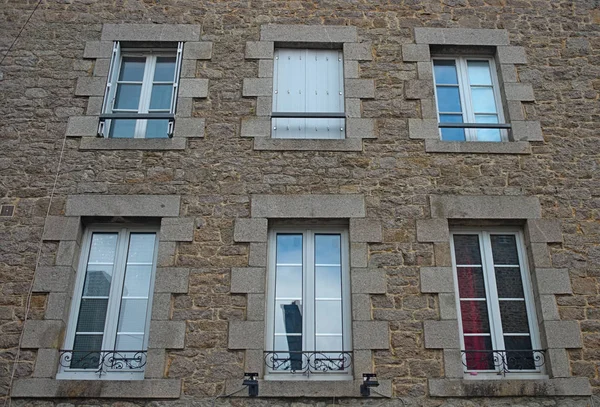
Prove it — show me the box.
[0,1,599,406]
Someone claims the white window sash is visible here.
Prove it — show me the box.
[432,55,506,142]
[58,225,159,380]
[450,228,543,377]
[265,227,352,379]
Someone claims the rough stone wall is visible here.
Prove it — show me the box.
[0,0,599,406]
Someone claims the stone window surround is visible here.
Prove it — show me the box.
[226,194,392,397]
[65,24,212,150]
[404,28,543,154]
[417,195,591,397]
[11,194,194,399]
[241,24,377,152]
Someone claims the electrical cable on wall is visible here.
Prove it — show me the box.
[0,0,43,68]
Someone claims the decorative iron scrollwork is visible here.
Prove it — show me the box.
[264,351,352,373]
[461,349,546,375]
[59,350,147,376]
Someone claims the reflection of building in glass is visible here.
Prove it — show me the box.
[282,301,302,371]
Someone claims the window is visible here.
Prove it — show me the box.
[450,229,543,377]
[433,57,505,142]
[272,49,345,139]
[265,228,352,378]
[99,42,183,139]
[58,226,159,380]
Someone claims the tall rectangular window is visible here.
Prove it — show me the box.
[58,226,158,380]
[265,228,352,378]
[272,49,345,139]
[433,57,505,142]
[450,229,542,376]
[100,42,183,139]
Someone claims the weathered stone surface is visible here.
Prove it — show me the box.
[251,194,365,218]
[430,195,542,219]
[66,195,180,217]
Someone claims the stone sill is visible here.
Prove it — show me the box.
[428,377,591,397]
[79,137,187,150]
[254,138,363,151]
[11,378,181,398]
[225,378,392,398]
[424,140,531,154]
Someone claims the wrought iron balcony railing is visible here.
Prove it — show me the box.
[264,351,352,374]
[59,350,147,376]
[461,349,546,375]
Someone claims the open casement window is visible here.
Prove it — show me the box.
[432,57,506,142]
[272,49,345,139]
[450,229,544,377]
[99,42,183,139]
[265,228,352,379]
[58,226,158,380]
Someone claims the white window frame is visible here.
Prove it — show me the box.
[432,56,506,142]
[265,227,352,381]
[57,225,159,380]
[100,42,183,139]
[272,48,346,140]
[450,227,544,380]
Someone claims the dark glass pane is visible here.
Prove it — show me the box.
[145,120,170,139]
[153,57,176,82]
[504,336,535,370]
[457,267,486,298]
[494,267,524,298]
[118,57,146,81]
[460,300,490,333]
[433,60,458,85]
[109,119,137,138]
[71,334,103,369]
[114,84,142,110]
[499,301,530,333]
[453,235,482,265]
[149,84,173,110]
[463,336,494,370]
[76,299,108,332]
[491,234,519,265]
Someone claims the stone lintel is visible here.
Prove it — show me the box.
[429,195,542,219]
[11,378,182,399]
[261,24,358,43]
[101,24,201,42]
[414,28,510,46]
[251,194,365,218]
[66,195,180,217]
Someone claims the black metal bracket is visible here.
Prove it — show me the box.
[360,373,379,397]
[243,372,259,397]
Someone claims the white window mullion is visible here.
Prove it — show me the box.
[481,231,505,358]
[305,229,314,353]
[134,56,155,138]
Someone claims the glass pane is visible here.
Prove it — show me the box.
[463,336,494,370]
[127,233,156,264]
[149,84,173,110]
[273,335,303,371]
[467,60,493,85]
[475,114,501,142]
[76,299,108,332]
[436,86,462,112]
[109,119,137,138]
[439,114,466,141]
[274,300,303,334]
[504,336,535,370]
[88,233,118,264]
[122,265,152,297]
[314,234,341,265]
[114,84,142,110]
[460,300,490,333]
[433,60,458,85]
[315,336,343,352]
[499,301,530,333]
[153,57,176,82]
[145,120,170,139]
[491,235,519,265]
[117,299,148,333]
[275,266,302,299]
[115,333,145,351]
[119,57,146,81]
[470,87,497,113]
[457,267,486,298]
[453,235,482,265]
[316,300,342,334]
[276,234,303,264]
[71,334,103,369]
[494,267,524,298]
[82,266,113,297]
[315,266,341,298]
[315,337,347,371]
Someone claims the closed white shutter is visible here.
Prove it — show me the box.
[272,48,344,139]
